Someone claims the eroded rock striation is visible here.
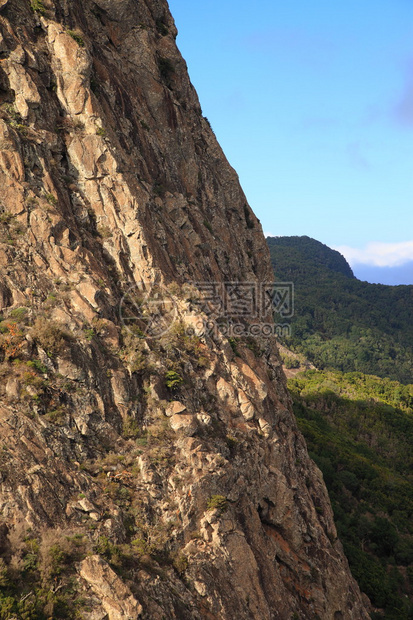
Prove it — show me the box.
[0,0,370,617]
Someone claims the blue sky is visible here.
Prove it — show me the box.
[168,0,413,283]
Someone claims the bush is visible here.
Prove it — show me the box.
[30,0,45,14]
[172,553,188,575]
[0,211,14,225]
[30,319,73,356]
[44,407,66,425]
[206,495,228,514]
[228,337,239,356]
[122,416,141,439]
[121,331,149,373]
[26,359,48,374]
[0,321,25,359]
[283,355,300,369]
[66,30,84,47]
[39,530,86,580]
[153,181,166,197]
[97,225,112,239]
[8,307,29,321]
[44,193,57,206]
[164,370,183,390]
[0,526,86,618]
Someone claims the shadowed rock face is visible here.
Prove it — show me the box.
[0,0,370,618]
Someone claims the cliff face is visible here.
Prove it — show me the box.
[0,0,370,618]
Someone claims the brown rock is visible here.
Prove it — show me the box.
[5,377,20,400]
[238,389,255,421]
[216,377,238,411]
[3,55,41,119]
[80,555,143,619]
[170,414,198,436]
[165,400,187,417]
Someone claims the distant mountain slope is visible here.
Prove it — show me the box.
[269,235,355,279]
[289,369,413,619]
[267,236,413,384]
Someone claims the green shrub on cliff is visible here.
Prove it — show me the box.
[30,0,45,14]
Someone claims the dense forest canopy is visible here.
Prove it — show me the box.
[267,236,413,384]
[268,236,413,616]
[289,369,413,619]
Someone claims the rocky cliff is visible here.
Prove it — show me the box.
[0,0,370,618]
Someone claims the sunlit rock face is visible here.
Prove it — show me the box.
[0,0,370,618]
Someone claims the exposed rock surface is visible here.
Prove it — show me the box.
[80,555,143,619]
[0,0,370,618]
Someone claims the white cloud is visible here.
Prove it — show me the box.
[335,241,413,267]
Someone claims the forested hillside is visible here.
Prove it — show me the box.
[267,236,413,383]
[289,370,413,619]
[268,236,413,616]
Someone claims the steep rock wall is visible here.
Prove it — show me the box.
[0,0,370,618]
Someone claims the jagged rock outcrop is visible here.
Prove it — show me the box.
[0,0,370,618]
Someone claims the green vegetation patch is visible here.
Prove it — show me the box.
[290,369,413,618]
[164,370,183,390]
[267,235,413,384]
[206,495,228,514]
[66,30,85,47]
[30,0,45,14]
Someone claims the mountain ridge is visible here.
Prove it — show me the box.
[267,235,413,383]
[268,235,355,279]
